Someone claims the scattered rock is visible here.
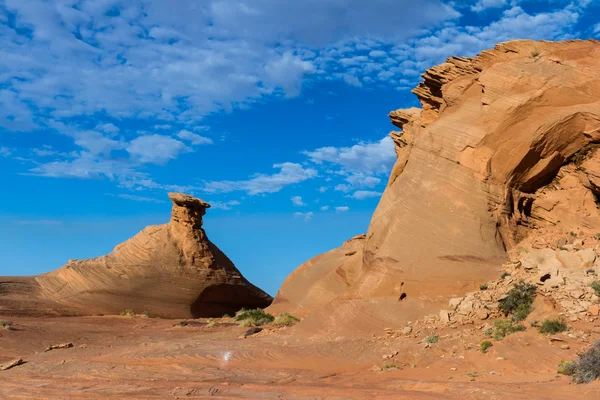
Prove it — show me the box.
[475,311,489,320]
[243,327,262,338]
[45,343,74,352]
[0,359,25,371]
[401,326,413,335]
[589,305,600,316]
[561,345,570,350]
[439,310,451,323]
[449,298,464,309]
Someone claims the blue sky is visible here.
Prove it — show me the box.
[0,0,599,295]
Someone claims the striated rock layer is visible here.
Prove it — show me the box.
[273,39,600,337]
[0,193,272,318]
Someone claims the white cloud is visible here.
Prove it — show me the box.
[335,206,350,212]
[348,190,382,200]
[0,147,12,157]
[127,134,190,164]
[318,186,329,193]
[294,211,314,222]
[210,200,241,210]
[291,195,307,206]
[594,23,600,34]
[203,162,318,195]
[107,193,165,204]
[154,124,172,130]
[335,184,352,193]
[177,130,213,145]
[95,123,120,136]
[471,0,507,13]
[346,173,381,189]
[303,136,396,175]
[320,205,330,211]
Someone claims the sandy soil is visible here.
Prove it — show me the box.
[1,315,600,399]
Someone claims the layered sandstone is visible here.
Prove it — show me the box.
[274,39,600,336]
[0,193,272,318]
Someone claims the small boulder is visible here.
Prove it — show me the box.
[243,327,262,338]
[439,310,451,323]
[449,297,464,309]
[401,326,413,335]
[588,304,600,316]
[475,310,489,320]
[0,358,24,371]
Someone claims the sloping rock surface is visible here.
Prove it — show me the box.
[0,193,272,318]
[273,39,600,336]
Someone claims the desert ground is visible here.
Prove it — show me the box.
[1,313,599,399]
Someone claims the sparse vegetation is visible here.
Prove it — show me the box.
[141,311,150,318]
[517,246,529,253]
[587,269,596,275]
[558,360,577,376]
[572,340,600,383]
[591,281,600,296]
[176,320,188,327]
[539,318,568,335]
[0,320,13,330]
[493,319,526,340]
[233,308,275,327]
[273,312,301,326]
[383,363,398,370]
[559,340,600,383]
[499,281,537,322]
[594,233,600,241]
[531,49,540,58]
[480,341,493,353]
[530,320,540,328]
[425,335,439,344]
[484,328,493,337]
[120,309,136,317]
[479,284,488,291]
[207,320,216,327]
[501,272,512,279]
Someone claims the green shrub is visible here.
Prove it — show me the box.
[233,308,275,327]
[273,312,301,326]
[480,341,493,353]
[591,281,600,296]
[425,335,439,344]
[539,318,568,335]
[120,309,136,317]
[0,320,12,330]
[141,311,150,318]
[572,340,600,383]
[176,320,188,327]
[499,282,536,321]
[493,319,525,340]
[484,328,493,337]
[479,284,488,291]
[558,360,577,376]
[383,363,398,370]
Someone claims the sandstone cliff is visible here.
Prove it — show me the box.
[272,39,600,336]
[0,193,272,318]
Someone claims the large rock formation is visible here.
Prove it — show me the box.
[0,193,272,318]
[272,39,600,336]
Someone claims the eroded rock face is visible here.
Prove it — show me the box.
[0,193,272,318]
[274,39,600,336]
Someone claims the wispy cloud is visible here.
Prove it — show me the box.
[335,206,350,212]
[203,163,318,195]
[106,193,166,204]
[177,130,213,145]
[348,190,382,200]
[294,211,314,222]
[15,219,63,226]
[291,195,307,206]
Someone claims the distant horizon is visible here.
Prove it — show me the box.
[1,0,599,295]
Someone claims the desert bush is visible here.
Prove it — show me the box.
[383,363,398,370]
[120,309,136,317]
[0,320,13,330]
[586,269,596,275]
[572,340,600,384]
[558,360,577,376]
[176,320,188,327]
[539,318,568,335]
[480,341,493,353]
[273,312,301,326]
[479,284,488,291]
[493,319,525,340]
[233,308,275,327]
[207,320,216,327]
[424,335,439,344]
[499,282,536,321]
[591,281,600,296]
[141,311,150,318]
